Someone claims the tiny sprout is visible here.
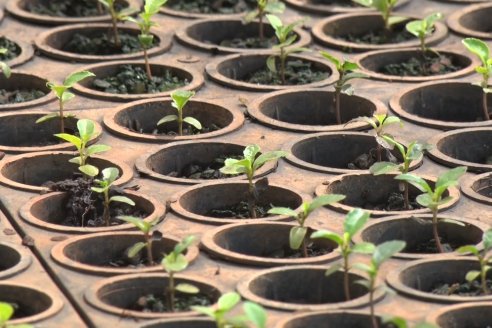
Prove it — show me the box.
[266,15,309,85]
[55,119,111,177]
[462,37,492,121]
[457,229,492,295]
[193,292,267,328]
[220,144,288,218]
[311,208,374,301]
[98,0,132,47]
[244,0,285,42]
[320,51,367,125]
[352,0,406,30]
[353,240,406,328]
[157,90,201,136]
[405,12,442,54]
[92,167,135,227]
[37,71,95,133]
[268,194,346,258]
[383,316,438,328]
[0,48,11,78]
[161,235,199,312]
[0,302,33,328]
[119,215,162,265]
[396,166,467,253]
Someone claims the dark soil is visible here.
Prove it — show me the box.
[206,201,273,219]
[381,53,461,77]
[91,65,188,94]
[107,250,163,268]
[127,121,221,136]
[431,280,492,296]
[10,126,76,147]
[167,155,241,180]
[27,0,128,17]
[0,89,46,105]
[170,0,256,14]
[266,242,332,259]
[133,292,212,312]
[219,36,277,49]
[360,192,421,211]
[312,0,358,5]
[478,186,492,198]
[0,37,21,61]
[243,60,329,86]
[63,32,156,56]
[347,148,398,170]
[45,177,147,228]
[408,238,456,254]
[6,303,28,320]
[340,25,415,45]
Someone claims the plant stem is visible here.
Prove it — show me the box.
[376,144,382,162]
[403,181,410,210]
[145,233,154,266]
[248,176,257,219]
[144,47,152,80]
[59,98,65,133]
[483,90,490,121]
[168,272,175,312]
[96,1,103,14]
[343,255,351,301]
[370,282,378,328]
[280,48,286,85]
[334,86,342,125]
[109,8,120,47]
[103,191,110,226]
[301,239,308,258]
[432,207,444,253]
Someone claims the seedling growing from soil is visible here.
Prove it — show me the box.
[92,167,135,226]
[244,0,285,42]
[55,119,111,177]
[161,235,199,312]
[268,194,346,258]
[266,15,309,85]
[396,166,467,253]
[319,51,367,125]
[383,317,437,328]
[405,12,442,54]
[157,90,201,136]
[311,208,374,301]
[193,292,267,328]
[126,0,167,79]
[0,302,33,328]
[37,71,95,133]
[457,229,492,295]
[353,240,406,328]
[352,0,406,30]
[0,49,11,78]
[98,0,131,47]
[220,144,288,218]
[119,215,162,265]
[462,37,492,120]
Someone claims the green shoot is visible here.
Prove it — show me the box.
[405,12,442,54]
[119,215,162,266]
[311,208,374,301]
[383,317,438,328]
[352,0,406,30]
[396,166,467,253]
[244,0,285,42]
[268,194,346,258]
[462,38,492,121]
[0,48,11,79]
[98,0,132,47]
[157,90,201,136]
[0,302,33,328]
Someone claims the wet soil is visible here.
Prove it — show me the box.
[360,191,421,211]
[91,65,188,94]
[340,25,415,45]
[0,89,46,105]
[219,36,277,49]
[6,303,29,320]
[170,0,256,14]
[133,292,212,312]
[207,201,272,219]
[130,123,221,137]
[0,37,21,61]
[432,280,492,296]
[266,243,331,259]
[381,53,461,77]
[243,60,329,86]
[478,186,492,198]
[311,0,358,5]
[347,148,398,170]
[107,249,163,268]
[167,155,241,180]
[27,0,128,17]
[408,238,456,254]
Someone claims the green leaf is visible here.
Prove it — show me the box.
[118,215,150,232]
[310,230,343,245]
[64,71,95,87]
[435,166,467,192]
[176,283,200,294]
[174,235,196,255]
[144,0,167,15]
[127,242,147,258]
[77,119,95,139]
[61,91,75,103]
[373,240,406,267]
[388,15,408,27]
[0,302,14,322]
[79,164,99,177]
[243,144,261,162]
[69,156,82,165]
[162,253,188,273]
[220,159,250,175]
[344,208,370,237]
[101,167,119,183]
[395,173,432,193]
[416,194,433,208]
[465,270,481,282]
[320,51,340,68]
[369,162,399,175]
[266,14,282,31]
[183,116,202,130]
[307,194,345,214]
[353,262,373,273]
[110,195,136,206]
[484,229,492,251]
[253,150,288,170]
[35,113,59,124]
[0,62,11,78]
[382,316,408,328]
[463,38,490,66]
[157,114,178,126]
[54,133,81,149]
[324,263,342,277]
[267,207,298,217]
[266,55,277,73]
[218,292,241,312]
[289,226,307,250]
[456,245,479,256]
[191,305,216,318]
[265,1,285,14]
[171,90,195,111]
[352,242,376,254]
[138,34,154,48]
[86,144,111,156]
[243,302,267,328]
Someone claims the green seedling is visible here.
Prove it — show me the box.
[0,48,11,78]
[405,12,442,54]
[98,0,132,47]
[126,0,167,79]
[320,51,367,125]
[266,15,309,85]
[383,316,438,328]
[91,167,135,227]
[193,292,267,328]
[462,37,492,120]
[161,235,199,312]
[157,90,201,136]
[457,229,492,295]
[268,194,346,258]
[244,0,285,42]
[354,240,406,328]
[311,208,374,301]
[55,119,111,177]
[220,144,288,218]
[352,0,406,30]
[0,302,33,328]
[396,166,467,253]
[37,71,95,133]
[370,140,428,210]
[119,215,162,265]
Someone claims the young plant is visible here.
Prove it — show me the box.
[457,229,492,295]
[352,0,406,30]
[268,194,346,258]
[220,144,288,219]
[55,119,111,177]
[383,316,438,328]
[193,292,267,328]
[311,208,374,301]
[405,12,442,54]
[396,166,467,253]
[462,37,492,120]
[244,0,285,42]
[119,215,162,266]
[37,71,95,133]
[157,90,201,136]
[161,235,199,312]
[266,15,309,85]
[126,0,167,79]
[0,302,33,328]
[319,51,367,125]
[98,0,131,47]
[91,167,135,227]
[0,48,11,78]
[354,240,406,328]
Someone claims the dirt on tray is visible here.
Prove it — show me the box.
[0,37,21,61]
[266,243,332,259]
[27,0,128,17]
[347,148,398,170]
[170,0,256,14]
[207,201,272,219]
[340,25,415,45]
[381,53,461,77]
[360,192,421,211]
[432,280,492,297]
[63,32,155,56]
[219,36,277,49]
[167,155,241,180]
[0,89,46,105]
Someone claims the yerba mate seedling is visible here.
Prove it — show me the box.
[119,215,162,265]
[268,194,346,258]
[98,0,132,47]
[157,90,201,136]
[352,0,406,30]
[405,12,442,54]
[383,315,438,328]
[244,0,285,42]
[0,302,33,328]
[0,48,10,78]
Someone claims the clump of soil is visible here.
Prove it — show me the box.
[170,0,256,14]
[133,293,212,312]
[167,155,241,180]
[360,192,421,211]
[432,280,492,296]
[0,37,21,61]
[207,201,273,219]
[243,60,329,86]
[0,89,46,105]
[219,36,277,49]
[381,53,461,77]
[108,250,163,268]
[347,148,398,170]
[407,238,456,254]
[27,0,128,17]
[91,65,188,94]
[266,243,331,259]
[128,121,221,136]
[340,25,415,45]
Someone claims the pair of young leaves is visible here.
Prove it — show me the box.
[125,0,167,49]
[457,229,492,290]
[157,90,202,131]
[463,38,492,92]
[244,0,284,23]
[0,302,32,328]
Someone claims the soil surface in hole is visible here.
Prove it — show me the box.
[27,0,127,17]
[407,237,457,254]
[478,186,492,198]
[0,37,21,61]
[0,89,46,105]
[431,280,492,296]
[91,65,188,94]
[9,126,76,147]
[218,36,277,49]
[7,303,30,320]
[381,53,461,77]
[360,191,421,211]
[107,248,163,268]
[133,293,212,312]
[340,25,415,45]
[347,148,398,170]
[206,201,273,219]
[311,0,359,5]
[63,32,156,56]
[167,155,241,180]
[129,122,221,137]
[170,0,255,14]
[243,60,329,86]
[45,177,147,227]
[266,242,332,259]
